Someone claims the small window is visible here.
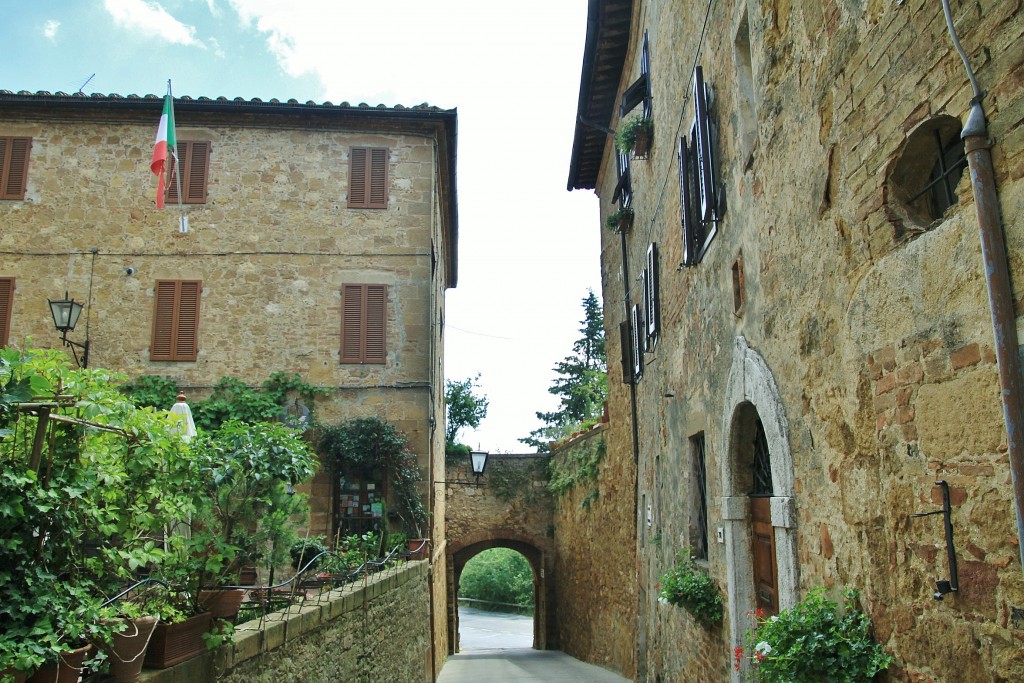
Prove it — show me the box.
[613,148,632,207]
[166,141,211,205]
[349,147,389,209]
[619,320,633,385]
[689,433,709,560]
[0,277,14,347]
[151,280,201,361]
[0,137,31,200]
[341,284,387,364]
[888,116,968,232]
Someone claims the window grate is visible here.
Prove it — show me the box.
[907,129,967,220]
[752,420,773,496]
[692,433,709,560]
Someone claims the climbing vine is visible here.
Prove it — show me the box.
[548,436,605,507]
[122,372,330,431]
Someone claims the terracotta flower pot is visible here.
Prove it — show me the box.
[198,588,246,620]
[144,612,213,669]
[103,616,159,683]
[27,644,92,683]
[1,667,27,683]
[407,538,430,560]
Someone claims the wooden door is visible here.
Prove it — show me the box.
[750,496,778,615]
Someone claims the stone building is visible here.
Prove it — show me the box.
[0,90,457,676]
[568,1,1024,681]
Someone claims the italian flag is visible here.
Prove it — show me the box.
[150,93,176,209]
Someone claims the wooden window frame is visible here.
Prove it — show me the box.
[620,30,652,120]
[690,432,709,561]
[348,147,389,209]
[151,280,202,361]
[166,141,211,205]
[341,284,387,364]
[0,137,32,201]
[0,277,13,347]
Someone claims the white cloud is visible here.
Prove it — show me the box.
[103,0,200,46]
[42,20,60,41]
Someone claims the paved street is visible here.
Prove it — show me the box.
[437,607,632,682]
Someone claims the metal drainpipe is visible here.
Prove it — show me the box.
[943,0,1024,573]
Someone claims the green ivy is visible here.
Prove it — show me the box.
[123,372,330,431]
[488,462,531,502]
[316,417,428,538]
[657,550,723,628]
[548,436,605,505]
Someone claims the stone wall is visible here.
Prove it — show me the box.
[580,0,1024,681]
[133,561,430,683]
[549,425,638,679]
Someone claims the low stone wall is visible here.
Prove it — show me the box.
[138,561,430,683]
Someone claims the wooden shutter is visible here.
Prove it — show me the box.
[631,303,644,382]
[341,284,387,364]
[0,137,31,200]
[751,497,779,615]
[348,147,388,209]
[0,277,13,347]
[151,280,201,361]
[166,141,210,204]
[647,243,660,340]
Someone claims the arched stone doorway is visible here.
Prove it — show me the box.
[720,337,798,681]
[447,531,555,653]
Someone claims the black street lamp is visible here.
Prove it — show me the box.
[48,291,90,368]
[470,450,489,485]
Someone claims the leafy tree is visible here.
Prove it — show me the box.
[521,290,607,452]
[459,548,534,611]
[445,374,489,444]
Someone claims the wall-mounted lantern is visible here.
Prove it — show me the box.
[48,291,89,368]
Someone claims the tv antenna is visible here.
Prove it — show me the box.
[77,73,95,95]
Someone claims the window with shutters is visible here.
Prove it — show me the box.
[151,280,201,361]
[166,141,211,205]
[341,284,387,364]
[679,66,722,267]
[620,30,652,120]
[0,277,13,347]
[630,303,644,382]
[645,243,660,347]
[348,147,388,209]
[0,137,31,201]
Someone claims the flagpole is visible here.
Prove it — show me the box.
[167,80,188,233]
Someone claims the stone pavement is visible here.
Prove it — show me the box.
[436,648,633,683]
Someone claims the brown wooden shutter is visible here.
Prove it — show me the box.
[0,277,14,347]
[348,147,388,209]
[166,141,210,205]
[151,280,201,361]
[363,284,387,363]
[341,284,365,363]
[340,284,387,364]
[0,137,31,200]
[368,148,388,208]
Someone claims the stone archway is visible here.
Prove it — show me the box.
[720,337,798,681]
[447,530,555,653]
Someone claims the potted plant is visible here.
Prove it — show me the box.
[616,114,654,157]
[607,206,635,233]
[187,420,317,620]
[95,595,168,683]
[736,587,893,682]
[657,549,723,628]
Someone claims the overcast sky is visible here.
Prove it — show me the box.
[3,0,602,452]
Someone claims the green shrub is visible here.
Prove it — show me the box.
[739,587,892,682]
[657,550,723,628]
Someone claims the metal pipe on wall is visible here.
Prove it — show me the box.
[942,0,1024,574]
